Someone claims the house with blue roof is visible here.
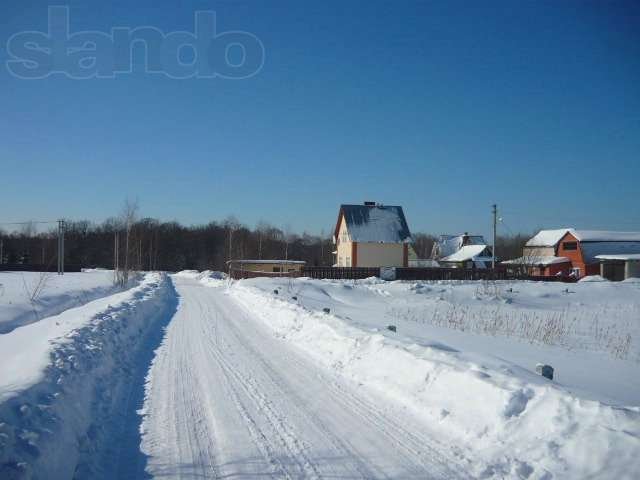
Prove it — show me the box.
[333,202,413,267]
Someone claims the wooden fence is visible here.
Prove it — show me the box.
[393,267,509,281]
[302,267,380,280]
[230,266,578,282]
[229,269,302,280]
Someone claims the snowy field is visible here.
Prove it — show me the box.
[236,276,640,405]
[228,275,640,478]
[0,270,638,479]
[0,270,125,334]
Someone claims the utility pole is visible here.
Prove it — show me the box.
[492,204,497,269]
[0,238,3,265]
[114,231,119,278]
[57,219,65,275]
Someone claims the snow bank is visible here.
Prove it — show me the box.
[0,273,176,479]
[0,270,134,334]
[578,275,607,282]
[174,269,226,286]
[230,282,640,480]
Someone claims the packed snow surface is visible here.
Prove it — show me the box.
[1,270,638,479]
[140,275,468,478]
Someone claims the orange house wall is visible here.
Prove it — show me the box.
[556,232,600,277]
[542,262,572,277]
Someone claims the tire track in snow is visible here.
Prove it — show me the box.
[140,276,471,479]
[212,303,389,480]
[207,312,316,479]
[220,295,469,479]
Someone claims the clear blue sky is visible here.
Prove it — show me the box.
[1,0,639,238]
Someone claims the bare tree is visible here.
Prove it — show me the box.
[282,224,294,261]
[115,198,139,287]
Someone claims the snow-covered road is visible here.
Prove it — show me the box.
[140,275,469,479]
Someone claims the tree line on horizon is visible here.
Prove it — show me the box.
[0,212,529,272]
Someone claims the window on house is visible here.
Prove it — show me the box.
[273,266,281,272]
[346,256,351,267]
[563,242,577,251]
[338,256,343,266]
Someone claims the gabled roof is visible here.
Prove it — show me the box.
[335,204,412,243]
[525,229,571,247]
[431,234,487,259]
[526,228,640,247]
[440,244,492,262]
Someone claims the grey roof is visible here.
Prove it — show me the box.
[337,204,412,243]
[581,243,640,263]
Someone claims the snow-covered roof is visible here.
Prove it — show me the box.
[502,256,571,266]
[228,259,306,265]
[572,231,640,242]
[431,234,487,259]
[337,204,412,243]
[526,228,640,247]
[525,229,571,247]
[595,254,640,261]
[440,244,491,262]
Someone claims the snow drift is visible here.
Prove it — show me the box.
[0,273,176,480]
[0,270,131,334]
[229,281,640,480]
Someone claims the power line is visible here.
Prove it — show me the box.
[0,220,59,226]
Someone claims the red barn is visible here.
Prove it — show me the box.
[504,229,640,279]
[556,230,640,278]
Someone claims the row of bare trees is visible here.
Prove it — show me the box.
[1,205,529,275]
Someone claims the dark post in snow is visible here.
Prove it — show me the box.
[536,363,554,380]
[492,204,497,270]
[57,219,65,275]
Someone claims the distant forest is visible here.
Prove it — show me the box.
[0,211,530,272]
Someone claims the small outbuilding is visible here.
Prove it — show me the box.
[431,233,493,268]
[439,244,494,269]
[595,254,640,281]
[502,255,572,277]
[227,259,306,275]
